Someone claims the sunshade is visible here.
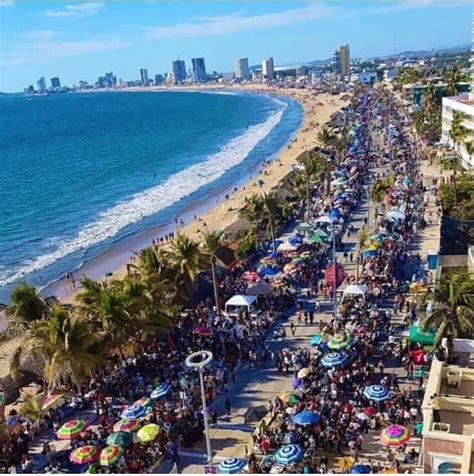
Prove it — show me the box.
[327,334,351,350]
[407,324,435,345]
[350,465,372,474]
[275,444,303,465]
[151,382,172,399]
[363,384,390,402]
[70,445,99,465]
[321,352,348,368]
[134,397,151,407]
[100,445,123,467]
[42,394,63,411]
[113,419,140,432]
[279,392,301,406]
[120,404,146,419]
[106,431,133,447]
[57,418,88,439]
[137,423,160,443]
[293,410,321,426]
[309,334,323,346]
[297,367,310,379]
[218,457,246,474]
[380,424,411,447]
[296,222,313,232]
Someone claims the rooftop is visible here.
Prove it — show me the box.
[445,93,474,106]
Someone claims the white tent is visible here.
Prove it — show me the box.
[386,209,405,221]
[225,294,257,312]
[277,241,298,252]
[342,284,368,300]
[314,215,333,224]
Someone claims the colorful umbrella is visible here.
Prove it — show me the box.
[297,367,310,379]
[380,424,411,447]
[356,412,369,421]
[309,334,323,346]
[335,457,355,472]
[134,397,151,407]
[327,334,351,350]
[151,383,172,399]
[120,404,146,419]
[321,352,348,368]
[70,445,99,465]
[363,406,377,417]
[100,445,123,467]
[364,384,390,403]
[291,378,302,390]
[279,392,301,406]
[218,457,246,474]
[137,423,160,443]
[193,325,213,336]
[106,431,133,447]
[57,418,88,440]
[350,464,372,474]
[113,419,140,433]
[306,234,324,244]
[275,444,303,465]
[42,394,63,411]
[293,410,321,426]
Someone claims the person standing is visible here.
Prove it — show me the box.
[224,397,231,416]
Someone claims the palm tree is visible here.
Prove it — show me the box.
[201,229,224,313]
[464,140,474,165]
[449,110,468,205]
[19,394,44,422]
[317,127,334,148]
[168,233,203,298]
[5,282,48,334]
[355,225,369,282]
[422,270,474,345]
[445,64,462,97]
[261,192,280,253]
[239,193,265,230]
[300,151,325,222]
[29,305,106,391]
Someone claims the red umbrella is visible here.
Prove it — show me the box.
[325,262,345,289]
[344,403,353,413]
[363,406,377,417]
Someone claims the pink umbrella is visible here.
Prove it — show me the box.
[193,325,213,336]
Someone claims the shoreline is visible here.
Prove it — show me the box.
[36,86,347,304]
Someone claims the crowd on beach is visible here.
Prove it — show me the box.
[0,86,436,475]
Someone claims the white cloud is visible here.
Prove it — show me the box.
[42,3,104,19]
[1,36,131,67]
[148,4,339,40]
[0,0,14,6]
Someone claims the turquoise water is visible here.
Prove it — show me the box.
[0,90,302,301]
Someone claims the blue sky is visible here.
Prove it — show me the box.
[0,0,471,92]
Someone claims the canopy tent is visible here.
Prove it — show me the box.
[342,284,368,300]
[277,241,298,252]
[314,215,334,224]
[407,323,435,345]
[246,282,273,296]
[225,294,257,312]
[386,208,405,221]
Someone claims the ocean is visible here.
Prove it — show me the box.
[0,90,302,302]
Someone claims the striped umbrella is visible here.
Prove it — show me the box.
[321,352,348,368]
[120,404,146,419]
[70,445,99,465]
[363,384,390,403]
[293,410,321,426]
[327,334,351,350]
[134,397,151,407]
[310,334,323,346]
[106,431,133,447]
[151,383,172,399]
[137,423,160,443]
[275,444,303,465]
[380,424,411,447]
[57,418,88,439]
[113,419,140,432]
[218,457,246,474]
[42,394,63,411]
[100,445,123,467]
[279,392,301,406]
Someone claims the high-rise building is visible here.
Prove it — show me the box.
[37,77,47,93]
[171,59,186,84]
[334,43,351,78]
[140,68,149,86]
[154,74,164,86]
[50,77,61,89]
[191,57,207,83]
[262,57,275,80]
[235,58,250,80]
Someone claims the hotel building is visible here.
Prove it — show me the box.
[235,58,250,80]
[191,57,207,83]
[262,57,275,80]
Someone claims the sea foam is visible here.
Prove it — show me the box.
[0,100,287,286]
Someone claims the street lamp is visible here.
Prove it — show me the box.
[185,350,214,465]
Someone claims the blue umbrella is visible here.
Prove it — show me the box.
[258,266,279,277]
[288,236,303,246]
[293,410,321,426]
[321,352,348,368]
[218,457,246,474]
[309,334,323,346]
[350,464,372,474]
[362,249,378,258]
[275,444,303,465]
[291,378,302,390]
[363,384,390,403]
[151,383,172,399]
[328,208,341,221]
[120,404,146,419]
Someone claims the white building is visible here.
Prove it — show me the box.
[235,58,250,80]
[262,57,275,80]
[357,71,377,85]
[441,94,474,170]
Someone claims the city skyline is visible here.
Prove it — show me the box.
[0,0,472,92]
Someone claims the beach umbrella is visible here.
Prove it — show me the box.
[362,249,378,258]
[364,384,390,403]
[42,394,63,411]
[113,419,140,433]
[193,325,213,336]
[335,457,355,472]
[121,404,146,419]
[309,334,323,346]
[324,262,345,289]
[218,457,246,474]
[356,412,369,421]
[306,234,325,244]
[70,445,100,465]
[275,444,303,465]
[285,407,297,415]
[296,222,313,233]
[259,266,280,277]
[57,418,88,440]
[137,423,160,443]
[106,431,133,447]
[279,392,301,406]
[327,334,351,350]
[297,367,310,379]
[260,256,276,264]
[100,445,123,467]
[380,424,411,447]
[288,236,303,245]
[321,352,348,368]
[293,410,321,426]
[277,241,298,252]
[134,397,151,408]
[151,383,172,399]
[350,464,372,474]
[291,378,302,390]
[386,209,405,221]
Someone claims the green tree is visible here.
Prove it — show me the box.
[239,193,265,230]
[449,110,468,205]
[300,151,326,222]
[19,394,44,422]
[262,192,280,253]
[201,229,224,313]
[355,225,369,282]
[422,270,474,346]
[445,64,462,97]
[317,127,335,148]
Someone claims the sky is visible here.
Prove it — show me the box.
[0,0,471,92]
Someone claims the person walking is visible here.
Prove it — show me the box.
[224,397,231,416]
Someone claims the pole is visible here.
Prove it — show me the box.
[199,368,213,465]
[333,222,337,321]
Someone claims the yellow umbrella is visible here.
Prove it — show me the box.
[137,424,160,443]
[334,456,355,471]
[297,368,310,379]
